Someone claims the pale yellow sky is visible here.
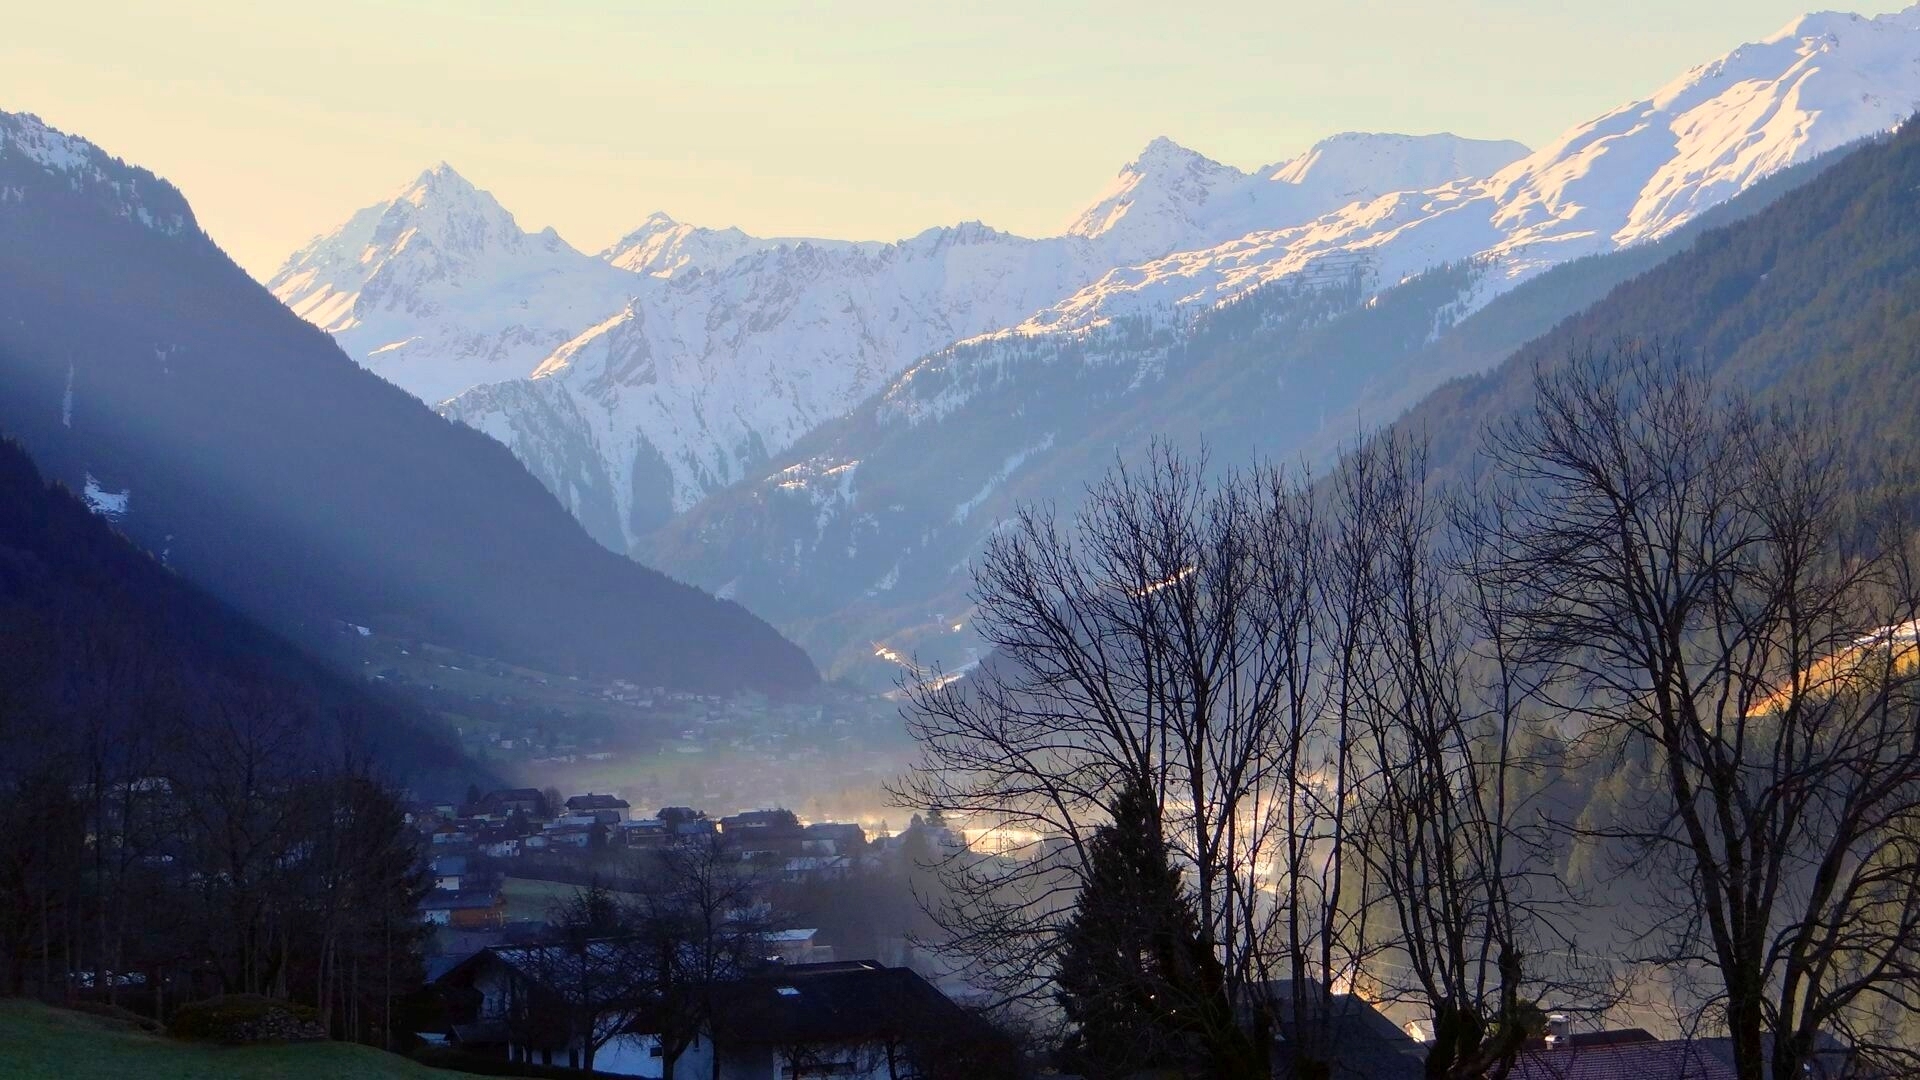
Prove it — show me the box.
[0,1,1867,278]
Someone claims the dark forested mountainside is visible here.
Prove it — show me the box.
[0,113,815,693]
[641,137,1854,685]
[0,435,479,792]
[1398,119,1920,481]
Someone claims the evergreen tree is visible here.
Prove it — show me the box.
[1053,782,1258,1079]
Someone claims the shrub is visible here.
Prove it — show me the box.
[168,995,327,1043]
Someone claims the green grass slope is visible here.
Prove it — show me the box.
[0,1000,512,1080]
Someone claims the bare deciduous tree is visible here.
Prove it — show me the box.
[1476,344,1920,1078]
[900,439,1580,1079]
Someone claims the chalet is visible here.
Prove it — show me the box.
[436,941,657,1070]
[435,952,977,1079]
[421,890,506,930]
[699,961,983,1080]
[565,793,631,821]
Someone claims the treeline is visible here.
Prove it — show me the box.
[0,436,438,1043]
[902,348,1920,1080]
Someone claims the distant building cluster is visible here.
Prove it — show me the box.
[407,790,890,931]
[406,787,984,1077]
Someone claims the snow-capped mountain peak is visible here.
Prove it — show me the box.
[1006,7,1920,345]
[600,210,775,276]
[268,164,634,404]
[1064,136,1250,256]
[1063,130,1530,266]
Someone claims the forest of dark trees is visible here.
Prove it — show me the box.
[0,435,445,1040]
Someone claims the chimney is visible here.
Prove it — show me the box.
[1544,1013,1571,1048]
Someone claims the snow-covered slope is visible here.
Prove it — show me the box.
[1013,7,1920,340]
[267,165,636,404]
[1066,132,1528,267]
[442,222,1096,545]
[0,112,194,238]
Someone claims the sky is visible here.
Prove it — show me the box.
[0,1,1889,278]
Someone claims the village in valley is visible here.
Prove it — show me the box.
[405,782,994,1076]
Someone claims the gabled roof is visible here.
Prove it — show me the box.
[707,961,966,1046]
[566,793,630,810]
[486,788,544,802]
[1258,980,1423,1080]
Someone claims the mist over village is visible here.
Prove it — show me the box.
[6,4,1920,1079]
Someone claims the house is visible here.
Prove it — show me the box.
[1259,980,1425,1080]
[764,928,824,965]
[542,824,594,849]
[782,854,854,883]
[1507,1027,1860,1080]
[431,855,469,892]
[479,787,547,818]
[565,793,631,821]
[658,807,717,838]
[701,961,982,1080]
[421,890,506,929]
[801,821,867,856]
[435,942,660,1071]
[437,951,980,1079]
[618,818,668,848]
[721,809,804,840]
[1510,1037,1737,1079]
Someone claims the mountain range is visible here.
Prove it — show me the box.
[268,5,1920,683]
[0,110,816,694]
[272,132,1527,548]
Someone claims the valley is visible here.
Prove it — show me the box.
[336,627,914,826]
[8,5,1920,1079]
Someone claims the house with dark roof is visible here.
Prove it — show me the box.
[699,960,987,1079]
[478,787,546,818]
[420,889,506,929]
[1510,1037,1738,1079]
[565,793,631,820]
[435,940,655,1071]
[435,951,979,1078]
[1259,980,1426,1080]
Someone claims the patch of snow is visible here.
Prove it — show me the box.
[953,434,1055,524]
[82,474,129,520]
